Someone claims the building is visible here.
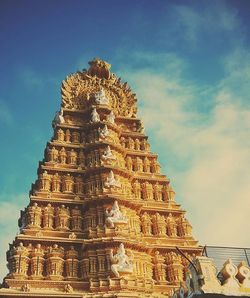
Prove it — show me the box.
[0,58,202,297]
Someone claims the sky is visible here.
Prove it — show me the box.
[0,0,250,279]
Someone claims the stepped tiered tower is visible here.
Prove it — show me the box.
[0,59,202,298]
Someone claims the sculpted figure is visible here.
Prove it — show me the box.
[104,171,121,188]
[75,175,84,194]
[151,159,161,173]
[51,173,61,192]
[51,146,59,162]
[166,213,177,237]
[62,174,74,193]
[27,203,42,228]
[39,171,51,191]
[59,147,67,164]
[110,243,133,278]
[132,180,141,199]
[106,111,115,124]
[142,181,153,200]
[141,212,152,235]
[65,129,71,143]
[143,157,151,173]
[134,157,143,172]
[154,182,162,201]
[90,108,100,122]
[72,131,80,143]
[105,201,128,228]
[52,110,65,127]
[42,203,54,229]
[177,214,192,237]
[153,251,167,282]
[95,88,109,105]
[134,138,140,150]
[81,131,86,144]
[68,149,77,165]
[98,125,109,139]
[141,139,150,151]
[101,146,117,164]
[78,149,85,167]
[126,156,133,171]
[152,212,166,236]
[120,137,126,148]
[55,205,70,230]
[57,128,65,142]
[127,137,134,150]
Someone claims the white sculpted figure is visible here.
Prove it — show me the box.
[106,111,115,124]
[98,125,109,139]
[101,146,117,163]
[91,108,100,123]
[52,110,65,127]
[110,243,133,278]
[105,201,128,228]
[104,171,121,188]
[95,88,109,105]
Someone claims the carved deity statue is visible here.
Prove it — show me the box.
[65,129,71,143]
[132,180,141,199]
[72,131,80,143]
[177,214,192,237]
[127,137,135,150]
[134,138,141,150]
[94,88,109,105]
[141,212,152,235]
[154,182,162,201]
[56,128,65,142]
[55,205,70,230]
[142,181,153,200]
[90,108,100,122]
[151,158,160,173]
[106,111,115,124]
[101,146,117,164]
[110,243,133,278]
[98,125,109,139]
[134,157,143,172]
[50,146,59,162]
[42,203,54,229]
[166,213,177,237]
[71,206,82,231]
[26,203,42,228]
[143,157,151,173]
[105,201,128,228]
[126,156,133,172]
[141,138,150,151]
[59,147,67,164]
[52,110,65,127]
[62,174,74,193]
[39,171,51,191]
[68,149,77,165]
[153,251,167,283]
[75,175,84,194]
[78,149,85,167]
[152,213,166,236]
[51,173,61,192]
[104,171,121,188]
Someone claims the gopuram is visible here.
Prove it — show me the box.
[0,58,202,298]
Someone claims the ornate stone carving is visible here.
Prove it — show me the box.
[110,244,133,278]
[55,205,70,230]
[8,243,30,279]
[51,172,61,192]
[30,244,44,279]
[101,146,117,165]
[106,111,115,124]
[65,246,79,280]
[38,171,51,191]
[71,206,82,231]
[166,213,177,237]
[94,88,109,105]
[68,149,77,165]
[56,128,65,142]
[52,110,65,127]
[42,203,54,229]
[104,171,121,188]
[90,108,100,123]
[46,244,64,280]
[153,251,167,283]
[98,125,109,139]
[62,174,74,193]
[105,201,128,228]
[141,212,152,236]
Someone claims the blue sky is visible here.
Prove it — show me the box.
[0,0,250,278]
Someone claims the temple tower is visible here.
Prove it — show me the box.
[0,58,202,298]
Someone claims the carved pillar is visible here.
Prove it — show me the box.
[80,255,89,280]
[38,171,51,192]
[65,246,79,280]
[153,251,167,284]
[55,205,70,231]
[30,244,44,279]
[166,213,177,237]
[8,243,30,279]
[166,252,183,284]
[51,173,61,192]
[45,244,64,280]
[26,203,42,228]
[71,206,82,231]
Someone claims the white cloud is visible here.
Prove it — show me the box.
[117,48,250,248]
[0,195,27,279]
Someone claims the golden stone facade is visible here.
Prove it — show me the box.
[0,58,201,298]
